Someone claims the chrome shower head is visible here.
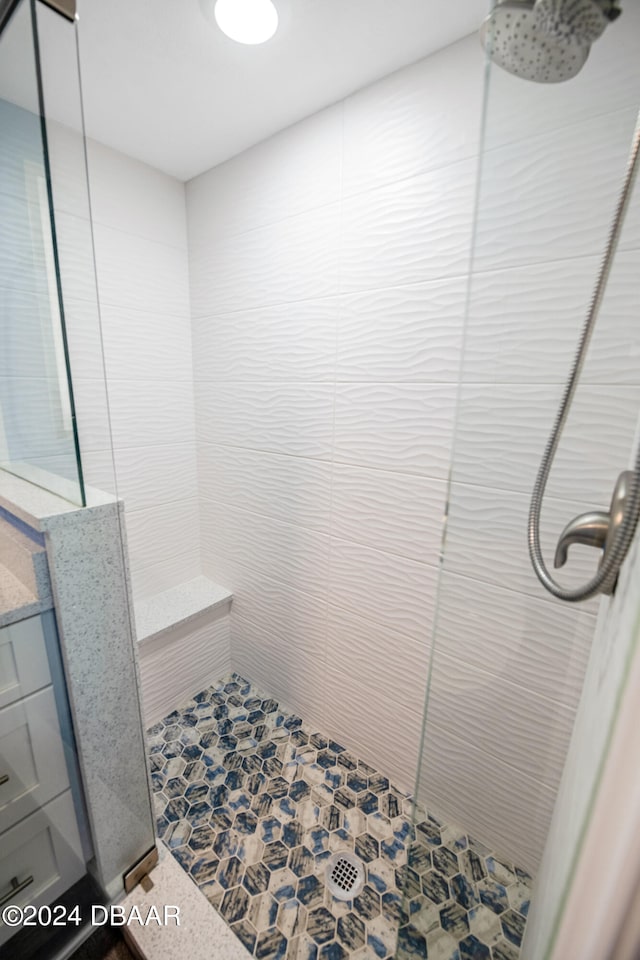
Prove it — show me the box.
[480,0,621,83]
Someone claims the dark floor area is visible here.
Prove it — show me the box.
[69,927,134,960]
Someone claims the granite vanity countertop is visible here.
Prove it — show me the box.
[0,561,53,628]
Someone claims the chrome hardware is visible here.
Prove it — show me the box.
[38,0,77,22]
[123,845,159,894]
[0,774,9,786]
[0,875,34,907]
[554,512,610,568]
[553,471,636,595]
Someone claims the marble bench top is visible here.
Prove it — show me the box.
[135,575,232,647]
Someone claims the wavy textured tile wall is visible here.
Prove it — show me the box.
[186,27,640,873]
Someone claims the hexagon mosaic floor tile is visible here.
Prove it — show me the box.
[146,674,532,960]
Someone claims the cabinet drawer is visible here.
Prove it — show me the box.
[0,617,52,710]
[0,791,85,947]
[0,686,70,834]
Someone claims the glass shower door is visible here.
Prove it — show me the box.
[400,6,640,959]
[0,0,85,505]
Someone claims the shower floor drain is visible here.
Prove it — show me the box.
[325,851,366,901]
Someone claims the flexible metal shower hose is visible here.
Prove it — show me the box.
[528,108,640,601]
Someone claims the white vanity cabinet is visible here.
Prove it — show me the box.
[0,616,85,948]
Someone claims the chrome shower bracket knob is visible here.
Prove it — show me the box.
[554,470,638,595]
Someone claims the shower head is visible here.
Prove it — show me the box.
[480,0,621,83]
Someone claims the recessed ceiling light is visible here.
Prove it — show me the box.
[213,0,278,45]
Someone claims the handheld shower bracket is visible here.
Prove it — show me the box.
[553,471,637,594]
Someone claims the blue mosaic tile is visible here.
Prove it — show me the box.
[307,907,336,944]
[244,863,271,896]
[210,807,233,831]
[358,792,379,815]
[190,854,220,885]
[147,674,532,960]
[381,836,405,863]
[236,811,259,834]
[232,918,258,952]
[337,913,365,950]
[218,856,244,889]
[459,935,490,959]
[422,870,450,903]
[283,821,304,849]
[440,903,469,938]
[320,943,347,960]
[451,873,480,910]
[397,924,427,959]
[164,797,189,821]
[433,846,460,877]
[355,833,379,863]
[290,780,311,802]
[501,910,525,947]
[478,879,509,915]
[297,875,324,908]
[221,886,250,924]
[353,885,381,921]
[264,840,289,871]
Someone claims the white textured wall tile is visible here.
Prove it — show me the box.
[522,500,640,959]
[108,380,196,449]
[428,650,576,788]
[47,120,93,221]
[0,190,47,290]
[139,612,231,727]
[418,722,556,875]
[329,538,438,639]
[0,289,53,379]
[475,107,640,272]
[483,2,640,151]
[100,304,194,383]
[206,558,326,657]
[74,447,118,497]
[331,463,446,563]
[342,35,483,197]
[323,672,422,794]
[337,278,465,383]
[333,383,456,477]
[63,297,108,382]
[195,382,334,459]
[340,159,476,294]
[125,498,200,573]
[201,500,330,601]
[71,376,114,453]
[189,203,341,317]
[445,482,601,609]
[437,571,594,708]
[87,138,188,249]
[54,209,102,305]
[463,252,640,385]
[192,299,339,383]
[181,30,640,876]
[454,383,640,504]
[232,615,326,731]
[113,443,198,512]
[326,606,429,715]
[93,223,190,316]
[37,126,199,606]
[129,551,201,602]
[198,444,333,533]
[186,104,342,247]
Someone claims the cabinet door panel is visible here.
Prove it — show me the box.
[0,686,70,833]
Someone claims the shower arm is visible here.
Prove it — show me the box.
[528,107,640,602]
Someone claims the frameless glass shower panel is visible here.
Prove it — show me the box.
[400,5,640,960]
[0,0,84,504]
[34,0,122,502]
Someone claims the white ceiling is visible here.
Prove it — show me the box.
[70,0,486,181]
